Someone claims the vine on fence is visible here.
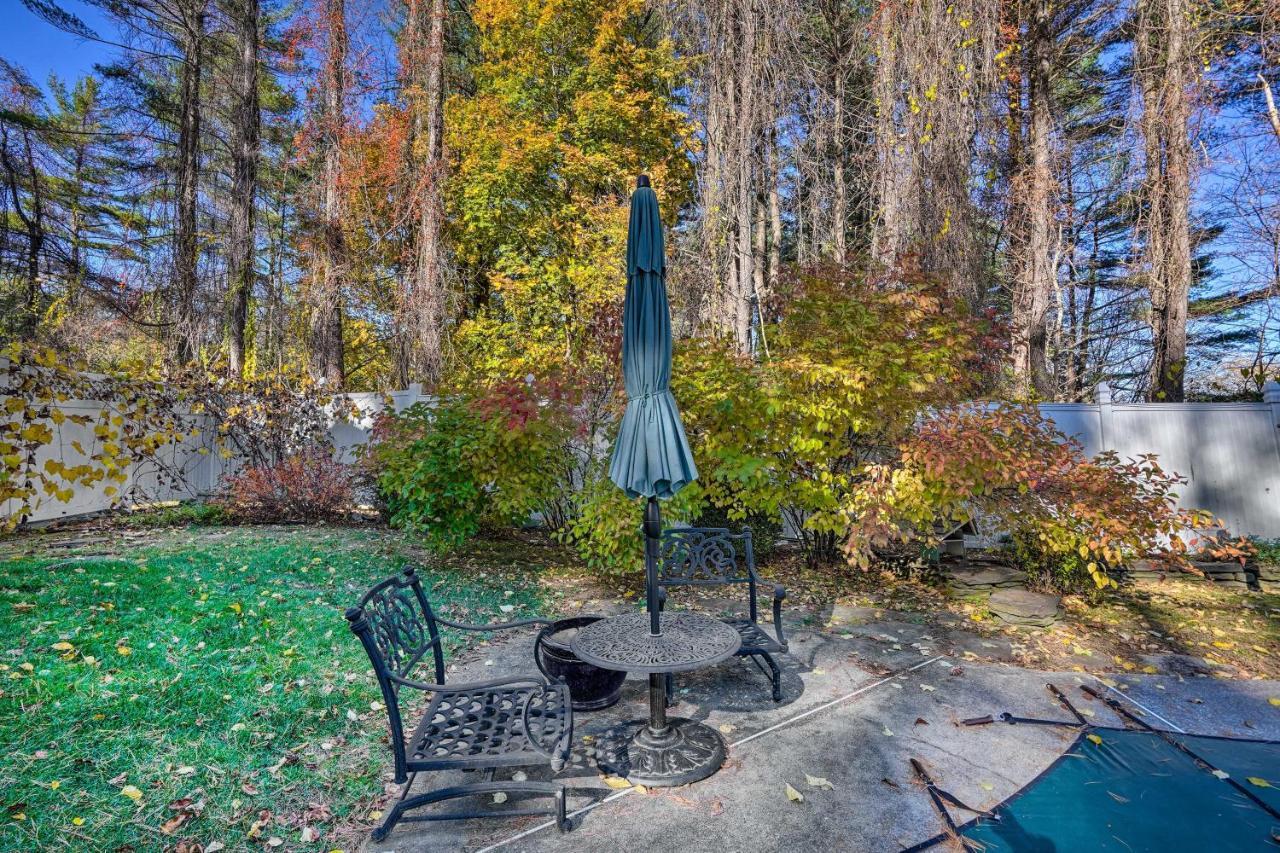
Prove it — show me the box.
[0,344,370,532]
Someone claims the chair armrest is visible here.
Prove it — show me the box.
[434,614,552,633]
[520,678,575,771]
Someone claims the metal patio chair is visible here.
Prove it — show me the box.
[658,527,788,702]
[345,566,574,841]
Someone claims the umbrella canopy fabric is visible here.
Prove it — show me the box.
[608,182,698,500]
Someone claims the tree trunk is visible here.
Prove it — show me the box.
[767,128,782,309]
[1137,0,1194,402]
[310,0,348,388]
[173,1,206,366]
[1010,0,1055,398]
[225,0,260,379]
[405,0,448,385]
[830,70,847,263]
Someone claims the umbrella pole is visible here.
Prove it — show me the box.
[644,496,661,635]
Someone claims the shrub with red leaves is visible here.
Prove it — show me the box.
[217,451,355,523]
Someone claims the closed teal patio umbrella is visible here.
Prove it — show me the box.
[608,175,698,634]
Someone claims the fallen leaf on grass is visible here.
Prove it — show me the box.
[784,783,804,803]
[120,785,143,802]
[805,774,834,790]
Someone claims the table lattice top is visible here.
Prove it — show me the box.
[571,611,742,674]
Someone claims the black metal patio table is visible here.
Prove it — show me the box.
[571,610,741,787]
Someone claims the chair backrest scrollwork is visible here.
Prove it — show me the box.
[659,527,755,585]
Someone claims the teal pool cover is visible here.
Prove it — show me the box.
[906,688,1280,851]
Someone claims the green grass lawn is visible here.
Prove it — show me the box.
[0,526,550,851]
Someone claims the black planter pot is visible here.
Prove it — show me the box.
[534,616,625,711]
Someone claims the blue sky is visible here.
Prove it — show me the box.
[6,1,112,90]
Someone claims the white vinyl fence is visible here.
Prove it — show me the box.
[1039,382,1280,540]
[6,369,1280,539]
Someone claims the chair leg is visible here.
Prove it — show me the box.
[761,652,782,702]
[555,786,569,832]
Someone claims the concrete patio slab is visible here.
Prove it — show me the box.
[362,617,1280,853]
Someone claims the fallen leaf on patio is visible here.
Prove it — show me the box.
[1087,734,1103,746]
[920,684,935,692]
[120,785,143,802]
[512,771,527,782]
[492,792,507,804]
[804,773,834,790]
[718,723,735,735]
[784,783,804,803]
[1269,697,1280,707]
[914,717,929,726]
[633,785,648,794]
[601,776,631,790]
[882,726,894,737]
[881,778,900,790]
[1098,677,1117,688]
[1246,777,1273,788]
[1212,769,1230,779]
[979,782,993,791]
[813,668,826,676]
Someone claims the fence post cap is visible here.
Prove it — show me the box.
[1095,382,1112,404]
[1263,380,1280,404]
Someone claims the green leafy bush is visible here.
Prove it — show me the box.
[557,470,701,576]
[1249,539,1280,566]
[671,262,994,565]
[366,378,576,549]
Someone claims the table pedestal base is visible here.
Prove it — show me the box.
[624,718,726,787]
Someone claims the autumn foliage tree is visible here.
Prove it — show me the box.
[446,0,694,381]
